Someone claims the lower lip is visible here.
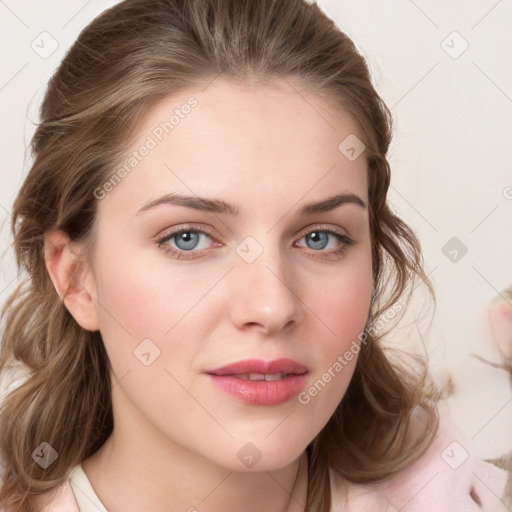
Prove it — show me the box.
[206,374,308,406]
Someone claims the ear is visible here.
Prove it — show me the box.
[44,229,99,332]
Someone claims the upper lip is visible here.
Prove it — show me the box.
[206,358,309,376]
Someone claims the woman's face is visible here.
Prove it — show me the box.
[86,78,373,471]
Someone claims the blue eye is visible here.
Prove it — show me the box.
[297,229,353,255]
[174,231,201,251]
[304,231,329,250]
[157,229,214,258]
[158,229,210,252]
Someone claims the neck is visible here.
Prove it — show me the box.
[81,392,309,512]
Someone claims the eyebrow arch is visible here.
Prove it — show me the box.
[135,192,366,217]
[296,192,367,216]
[136,193,239,216]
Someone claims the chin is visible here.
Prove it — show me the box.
[207,433,310,473]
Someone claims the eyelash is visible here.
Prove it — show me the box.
[155,224,355,261]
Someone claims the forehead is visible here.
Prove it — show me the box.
[98,78,368,219]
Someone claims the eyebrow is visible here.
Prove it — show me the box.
[135,192,367,217]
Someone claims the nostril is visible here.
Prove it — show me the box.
[469,486,482,507]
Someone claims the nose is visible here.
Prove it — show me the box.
[228,244,304,335]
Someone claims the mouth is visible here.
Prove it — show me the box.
[206,358,309,377]
[231,372,293,381]
[205,358,309,406]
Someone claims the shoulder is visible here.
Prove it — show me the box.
[330,404,509,511]
[28,477,79,512]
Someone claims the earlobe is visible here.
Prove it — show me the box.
[44,229,100,332]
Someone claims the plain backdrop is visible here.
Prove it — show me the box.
[0,0,511,460]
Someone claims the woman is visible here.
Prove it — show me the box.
[0,0,506,510]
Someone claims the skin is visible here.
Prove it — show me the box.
[44,78,373,512]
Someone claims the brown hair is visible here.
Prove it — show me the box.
[0,0,438,510]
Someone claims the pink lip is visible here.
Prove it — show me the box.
[205,358,309,406]
[207,358,309,376]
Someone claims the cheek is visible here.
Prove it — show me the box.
[94,252,213,334]
[309,257,373,350]
[294,254,373,410]
[93,251,227,381]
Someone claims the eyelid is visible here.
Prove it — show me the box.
[156,223,218,241]
[295,223,351,240]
